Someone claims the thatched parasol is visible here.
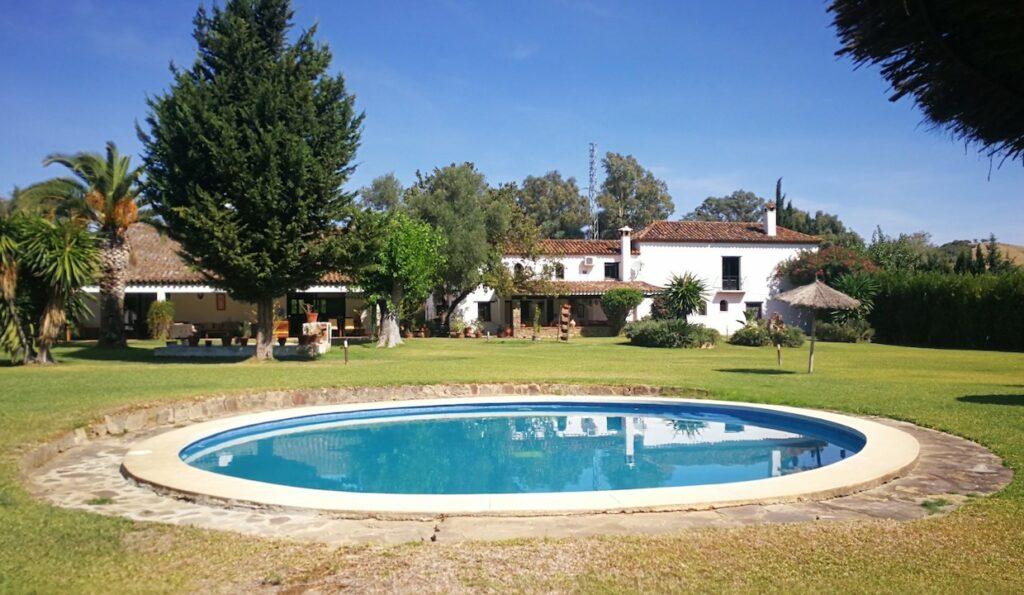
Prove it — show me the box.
[775,280,860,373]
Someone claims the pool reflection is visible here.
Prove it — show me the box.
[187,413,847,494]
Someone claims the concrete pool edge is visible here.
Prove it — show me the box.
[120,396,921,516]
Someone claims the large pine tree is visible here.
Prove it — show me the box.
[140,0,363,359]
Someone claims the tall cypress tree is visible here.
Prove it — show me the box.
[140,0,363,359]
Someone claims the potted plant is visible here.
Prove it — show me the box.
[303,302,318,323]
[450,317,465,338]
[187,334,200,347]
[277,336,288,347]
[204,338,213,347]
[237,321,251,346]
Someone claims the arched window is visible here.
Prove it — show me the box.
[513,263,525,277]
[553,263,565,279]
[719,299,728,312]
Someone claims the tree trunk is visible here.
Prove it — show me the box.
[35,298,66,365]
[1,289,30,365]
[255,296,275,361]
[377,287,404,348]
[97,237,129,349]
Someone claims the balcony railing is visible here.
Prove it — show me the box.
[722,276,741,291]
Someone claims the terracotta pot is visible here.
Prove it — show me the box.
[306,312,319,323]
[204,339,213,347]
[277,337,287,346]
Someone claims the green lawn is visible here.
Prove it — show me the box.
[1,338,1022,592]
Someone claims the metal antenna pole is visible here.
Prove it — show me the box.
[588,142,598,239]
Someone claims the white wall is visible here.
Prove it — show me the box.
[636,242,814,334]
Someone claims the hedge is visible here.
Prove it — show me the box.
[624,319,720,348]
[868,270,1024,350]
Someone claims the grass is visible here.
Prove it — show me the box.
[1,338,1023,592]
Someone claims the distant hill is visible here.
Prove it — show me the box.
[997,243,1024,264]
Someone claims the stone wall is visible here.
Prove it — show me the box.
[20,383,707,472]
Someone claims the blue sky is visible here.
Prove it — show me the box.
[2,0,1021,243]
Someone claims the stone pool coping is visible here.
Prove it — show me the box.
[120,396,920,516]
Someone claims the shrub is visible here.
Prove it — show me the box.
[601,288,645,334]
[868,270,1024,350]
[773,325,806,347]
[817,319,874,343]
[624,319,719,348]
[729,324,771,346]
[146,300,175,340]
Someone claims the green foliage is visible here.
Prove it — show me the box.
[600,288,645,334]
[831,0,1024,163]
[728,324,771,346]
[236,320,252,339]
[816,319,875,343]
[145,301,175,340]
[829,272,879,324]
[18,142,149,238]
[657,273,708,321]
[869,270,1024,350]
[358,173,404,213]
[624,319,720,348]
[516,171,590,239]
[140,0,363,305]
[405,164,530,327]
[779,245,877,285]
[596,153,673,238]
[357,211,445,316]
[20,219,98,300]
[684,190,765,222]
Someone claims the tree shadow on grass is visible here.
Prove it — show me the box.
[716,368,796,375]
[58,343,250,365]
[957,394,1024,406]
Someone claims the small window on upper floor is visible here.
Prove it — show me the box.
[603,261,620,280]
[719,299,729,312]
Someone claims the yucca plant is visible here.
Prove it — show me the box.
[659,273,709,322]
[0,199,30,363]
[20,218,99,364]
[20,142,150,348]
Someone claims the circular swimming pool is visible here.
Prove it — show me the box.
[123,396,919,514]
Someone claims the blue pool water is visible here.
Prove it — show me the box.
[181,402,865,495]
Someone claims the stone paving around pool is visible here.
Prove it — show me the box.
[26,403,1011,545]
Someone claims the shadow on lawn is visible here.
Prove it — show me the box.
[59,343,248,365]
[715,368,796,375]
[957,394,1024,407]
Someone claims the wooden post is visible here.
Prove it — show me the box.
[776,343,782,367]
[343,339,349,365]
[808,315,816,374]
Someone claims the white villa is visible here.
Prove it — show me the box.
[80,204,817,339]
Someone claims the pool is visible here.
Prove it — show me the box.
[180,402,865,494]
[123,396,919,514]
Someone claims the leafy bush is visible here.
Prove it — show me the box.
[728,324,771,346]
[146,300,175,340]
[729,315,805,347]
[624,319,719,348]
[829,272,879,324]
[601,288,645,334]
[817,319,874,343]
[868,270,1024,350]
[779,245,877,285]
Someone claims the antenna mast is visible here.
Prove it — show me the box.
[588,142,598,239]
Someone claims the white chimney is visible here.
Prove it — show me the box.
[764,203,777,237]
[619,226,632,281]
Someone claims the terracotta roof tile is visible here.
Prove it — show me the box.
[506,239,639,256]
[124,224,350,286]
[634,221,819,244]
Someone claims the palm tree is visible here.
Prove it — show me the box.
[20,218,98,364]
[20,142,148,348]
[0,196,31,363]
[659,273,709,322]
